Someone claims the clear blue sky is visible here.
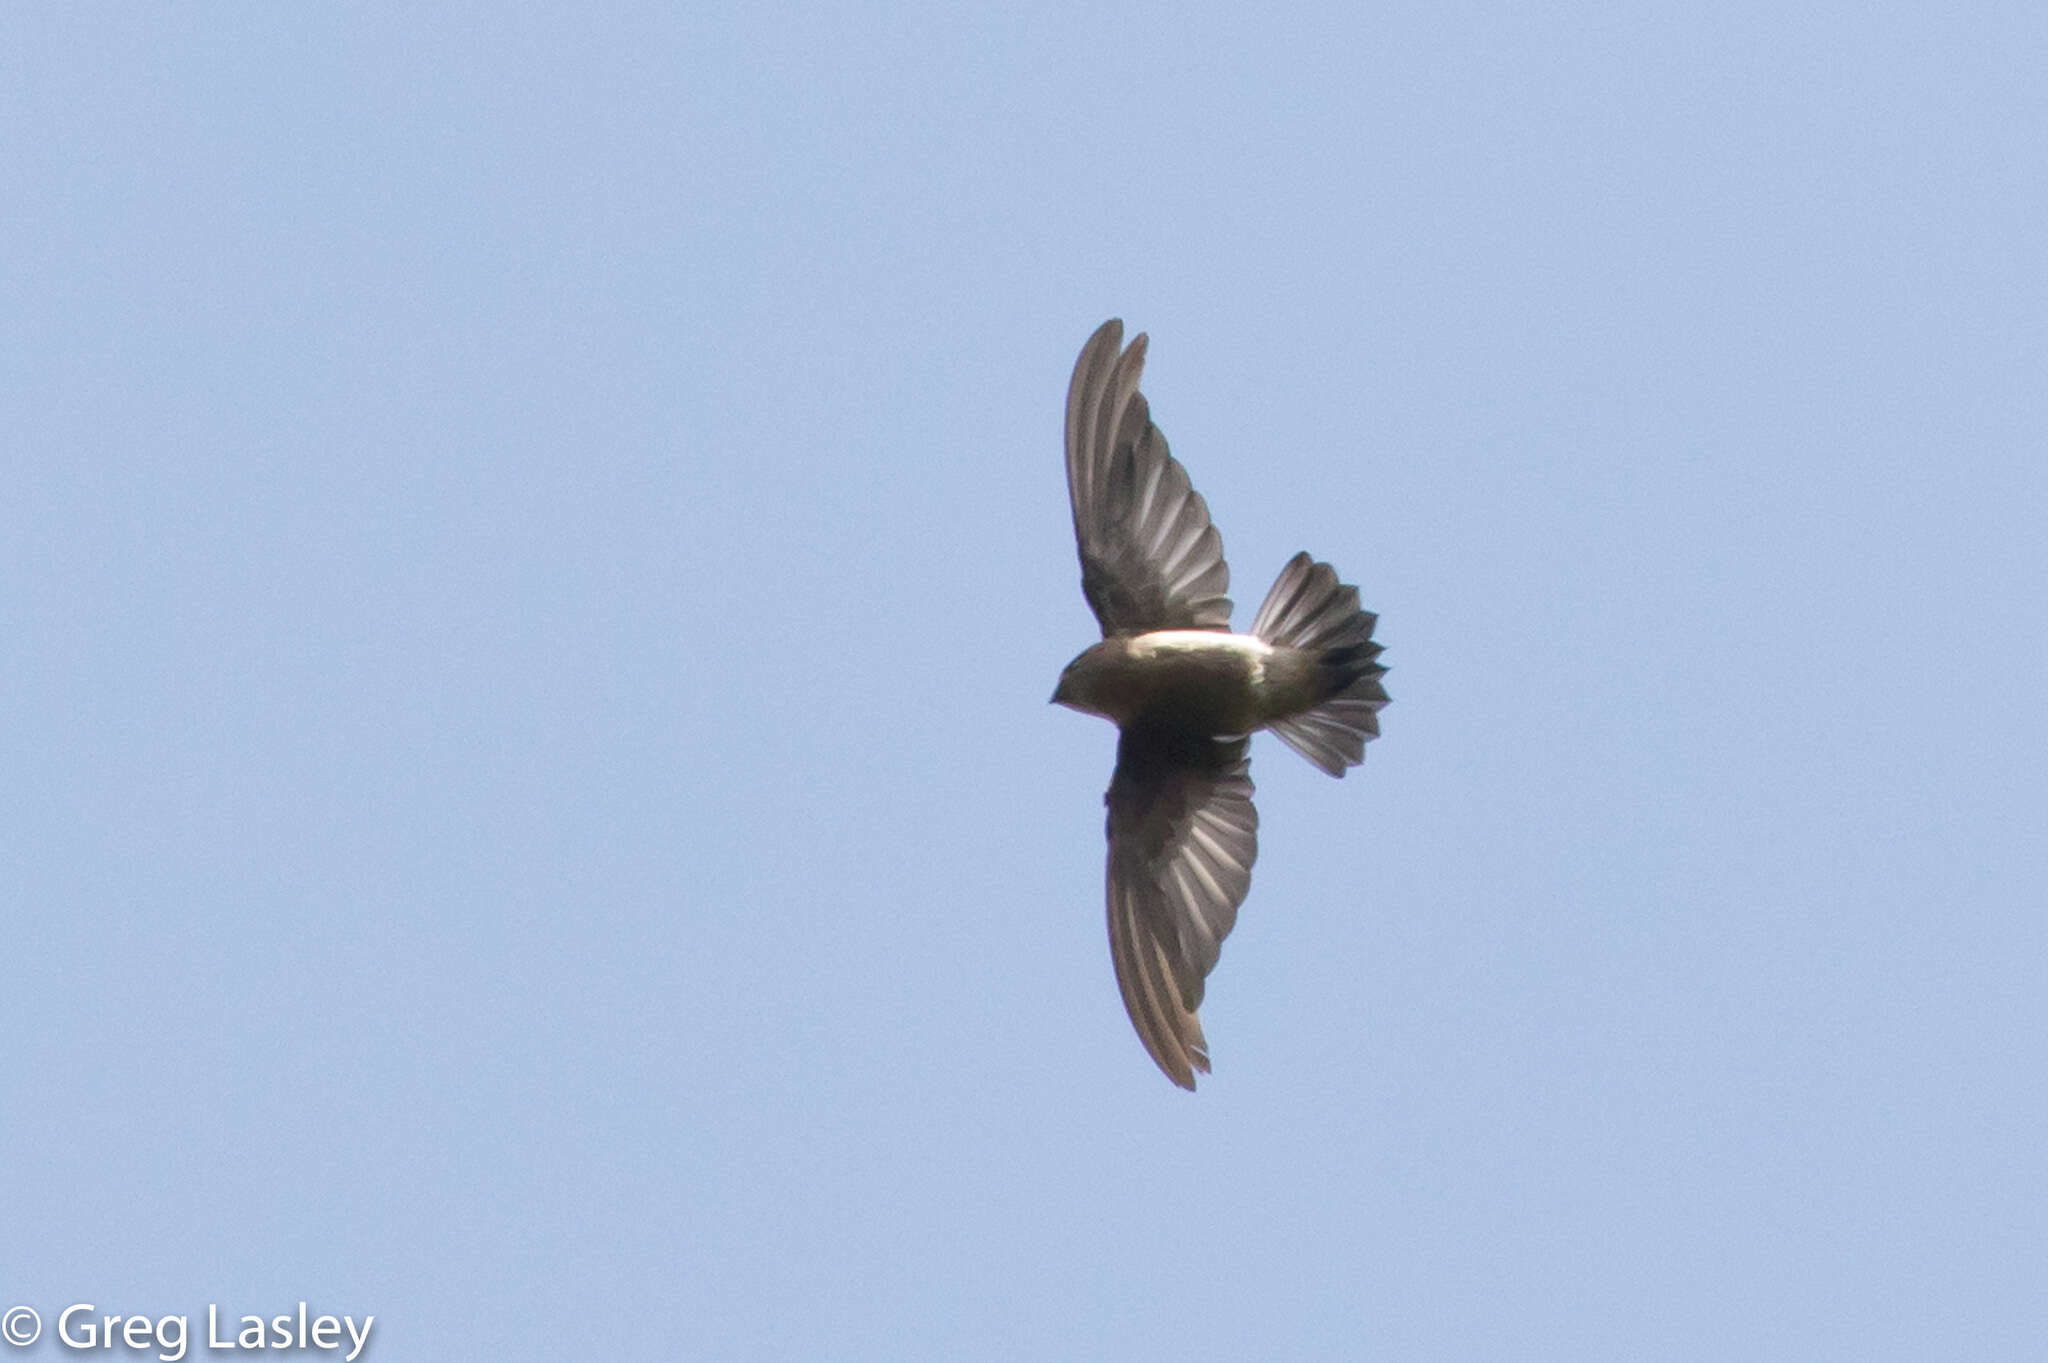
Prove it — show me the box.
[6,5,2045,1359]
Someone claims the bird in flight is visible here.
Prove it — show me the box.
[1053,319,1388,1089]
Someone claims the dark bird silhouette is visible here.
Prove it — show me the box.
[1052,319,1388,1088]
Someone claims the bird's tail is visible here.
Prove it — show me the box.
[1250,552,1388,777]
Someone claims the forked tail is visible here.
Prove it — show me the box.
[1250,552,1389,777]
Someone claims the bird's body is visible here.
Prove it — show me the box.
[1056,630,1318,735]
[1053,318,1388,1089]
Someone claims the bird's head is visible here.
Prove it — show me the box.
[1051,641,1120,719]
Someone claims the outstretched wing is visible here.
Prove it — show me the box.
[1064,319,1233,636]
[1103,723,1258,1089]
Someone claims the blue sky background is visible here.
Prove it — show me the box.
[5,5,2045,1359]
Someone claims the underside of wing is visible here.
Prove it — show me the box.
[1104,724,1258,1089]
[1065,320,1233,636]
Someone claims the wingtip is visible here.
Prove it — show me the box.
[1086,317,1144,358]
